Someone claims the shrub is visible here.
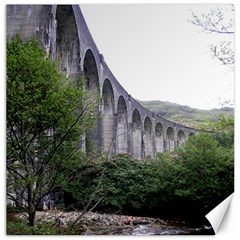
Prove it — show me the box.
[174,133,234,215]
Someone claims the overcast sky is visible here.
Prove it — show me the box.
[80,4,234,110]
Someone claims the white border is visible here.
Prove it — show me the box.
[1,1,239,239]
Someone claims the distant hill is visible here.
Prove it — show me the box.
[139,100,234,128]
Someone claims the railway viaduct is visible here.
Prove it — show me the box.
[7,5,198,159]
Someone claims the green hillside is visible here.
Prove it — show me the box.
[139,100,234,128]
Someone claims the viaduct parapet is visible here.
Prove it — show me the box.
[7,5,198,159]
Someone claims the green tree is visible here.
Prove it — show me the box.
[201,114,234,147]
[174,133,234,216]
[7,35,98,226]
[100,154,150,211]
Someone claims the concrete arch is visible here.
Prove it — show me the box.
[188,132,195,137]
[177,130,186,145]
[166,127,175,152]
[83,48,101,150]
[143,116,153,158]
[84,49,99,91]
[155,122,164,153]
[56,5,80,79]
[132,108,142,159]
[102,79,115,155]
[116,96,128,154]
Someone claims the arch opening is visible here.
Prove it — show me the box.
[132,109,142,159]
[189,132,195,137]
[84,49,99,90]
[102,79,115,155]
[143,117,153,158]
[166,127,175,152]
[56,5,80,79]
[155,122,164,153]
[177,130,186,145]
[116,96,128,154]
[83,49,100,151]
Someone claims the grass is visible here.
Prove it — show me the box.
[139,100,234,128]
[6,213,82,235]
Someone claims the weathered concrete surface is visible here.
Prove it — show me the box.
[7,4,198,159]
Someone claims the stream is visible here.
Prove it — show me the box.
[79,213,214,235]
[83,222,214,235]
[131,223,213,235]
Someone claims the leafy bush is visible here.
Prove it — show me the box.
[174,133,234,215]
[63,133,233,223]
[7,214,59,235]
[100,154,151,211]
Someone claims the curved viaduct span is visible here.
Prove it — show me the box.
[7,5,198,159]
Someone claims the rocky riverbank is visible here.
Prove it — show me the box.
[17,210,213,235]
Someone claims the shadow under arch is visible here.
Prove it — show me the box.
[143,116,153,158]
[116,96,128,154]
[132,108,142,159]
[177,130,186,146]
[83,48,101,151]
[155,122,164,153]
[56,5,81,79]
[102,79,115,155]
[166,127,174,152]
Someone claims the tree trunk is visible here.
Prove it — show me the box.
[27,184,36,226]
[28,211,36,227]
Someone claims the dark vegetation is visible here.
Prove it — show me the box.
[7,35,234,235]
[63,129,233,225]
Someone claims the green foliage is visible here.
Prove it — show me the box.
[64,131,233,221]
[60,151,104,207]
[63,154,150,212]
[7,218,35,235]
[100,154,150,210]
[200,114,234,147]
[174,133,234,214]
[7,213,57,235]
[7,214,80,235]
[7,34,98,226]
